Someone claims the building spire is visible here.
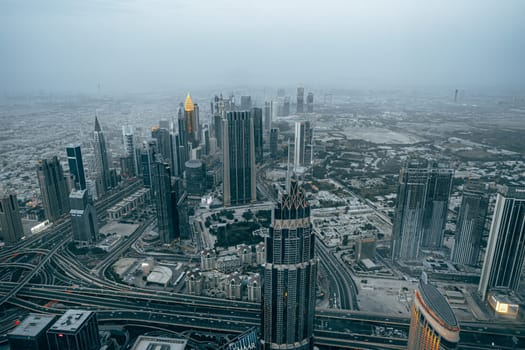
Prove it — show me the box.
[94,116,101,132]
[184,93,194,112]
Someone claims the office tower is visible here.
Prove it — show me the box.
[262,179,317,350]
[8,313,56,350]
[0,193,24,244]
[452,182,489,266]
[282,97,290,116]
[152,126,173,169]
[176,105,189,176]
[185,160,206,196]
[240,95,252,110]
[37,157,70,222]
[306,92,314,113]
[270,128,279,157]
[47,310,100,350]
[93,117,111,196]
[203,126,210,155]
[296,87,305,113]
[408,275,460,350]
[421,164,453,248]
[478,186,525,300]
[294,121,312,169]
[184,94,200,147]
[264,101,272,132]
[213,114,223,150]
[251,107,264,163]
[119,155,134,179]
[159,119,170,130]
[356,237,377,261]
[391,162,428,261]
[140,139,157,188]
[223,111,256,207]
[69,190,98,245]
[66,144,86,191]
[151,162,179,243]
[122,126,138,177]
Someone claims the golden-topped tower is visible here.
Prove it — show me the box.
[184,94,195,112]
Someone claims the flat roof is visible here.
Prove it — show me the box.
[131,336,187,350]
[8,314,56,338]
[419,281,458,328]
[147,266,173,285]
[48,310,94,333]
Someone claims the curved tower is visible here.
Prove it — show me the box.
[262,179,317,350]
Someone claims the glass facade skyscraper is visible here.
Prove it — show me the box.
[66,144,86,191]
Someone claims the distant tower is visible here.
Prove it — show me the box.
[264,101,272,132]
[421,164,453,248]
[151,162,179,244]
[185,159,206,196]
[122,125,138,177]
[296,87,305,113]
[270,128,279,158]
[66,144,86,191]
[408,276,460,349]
[152,126,173,169]
[454,89,459,103]
[294,121,312,170]
[306,92,314,113]
[478,186,525,300]
[213,114,224,150]
[0,193,24,244]
[283,97,290,116]
[69,189,98,245]
[240,95,252,110]
[391,161,428,261]
[452,182,489,266]
[223,111,256,206]
[93,117,111,196]
[140,139,157,188]
[262,178,317,350]
[251,107,264,163]
[37,157,70,222]
[184,94,200,147]
[176,105,189,177]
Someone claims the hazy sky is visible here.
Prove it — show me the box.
[1,0,524,94]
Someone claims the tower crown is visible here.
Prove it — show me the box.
[184,94,194,112]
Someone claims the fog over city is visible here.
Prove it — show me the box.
[2,0,525,94]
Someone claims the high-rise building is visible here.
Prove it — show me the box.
[306,92,314,113]
[421,164,453,248]
[391,161,453,260]
[151,162,179,244]
[8,313,56,350]
[185,159,206,196]
[282,97,290,116]
[270,128,279,158]
[240,95,252,110]
[251,107,264,163]
[407,275,460,350]
[213,114,223,150]
[0,193,24,244]
[66,144,86,191]
[391,162,428,261]
[296,87,305,113]
[140,139,157,188]
[264,101,272,132]
[93,117,111,196]
[452,182,489,266]
[122,125,138,177]
[37,157,70,222]
[152,126,173,170]
[184,94,200,147]
[262,179,317,350]
[478,186,525,300]
[294,121,312,170]
[69,189,98,245]
[47,310,100,350]
[223,111,256,206]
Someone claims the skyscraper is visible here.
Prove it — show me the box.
[296,87,305,113]
[421,164,453,248]
[151,162,179,244]
[122,125,138,177]
[152,126,173,169]
[262,179,317,350]
[306,92,314,113]
[66,144,86,191]
[391,162,428,261]
[478,186,525,300]
[37,157,70,222]
[0,193,24,244]
[264,101,272,132]
[294,121,312,170]
[223,111,256,207]
[408,275,460,350]
[47,310,100,350]
[184,94,200,147]
[140,139,157,188]
[270,128,279,157]
[240,95,252,110]
[452,182,489,266]
[93,117,111,196]
[251,107,264,163]
[69,189,98,245]
[213,114,223,150]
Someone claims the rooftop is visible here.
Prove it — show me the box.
[418,280,458,328]
[48,310,94,333]
[131,336,188,350]
[8,314,56,338]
